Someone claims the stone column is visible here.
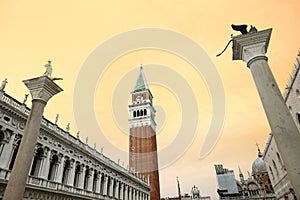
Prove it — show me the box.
[34,157,43,177]
[129,187,132,200]
[77,164,85,189]
[55,154,64,183]
[109,177,114,197]
[87,168,94,192]
[232,28,300,196]
[3,76,62,200]
[0,130,15,169]
[124,185,128,200]
[67,160,75,186]
[95,172,101,194]
[115,180,120,199]
[40,148,51,179]
[102,175,108,196]
[120,183,124,200]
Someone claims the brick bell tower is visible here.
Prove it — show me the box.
[129,66,161,200]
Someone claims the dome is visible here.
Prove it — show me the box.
[252,148,266,174]
[191,185,200,198]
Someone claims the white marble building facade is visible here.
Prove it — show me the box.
[0,90,150,200]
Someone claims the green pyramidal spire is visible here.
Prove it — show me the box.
[133,66,149,92]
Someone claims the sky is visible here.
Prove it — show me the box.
[1,1,300,199]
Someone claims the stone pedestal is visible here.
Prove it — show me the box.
[232,28,300,196]
[3,76,62,200]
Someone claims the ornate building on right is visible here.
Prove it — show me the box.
[263,52,300,200]
[214,148,276,200]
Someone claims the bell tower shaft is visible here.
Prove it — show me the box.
[129,67,161,200]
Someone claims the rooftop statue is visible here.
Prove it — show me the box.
[22,94,29,104]
[66,123,70,132]
[0,78,8,92]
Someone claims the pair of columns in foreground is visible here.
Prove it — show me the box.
[3,27,300,199]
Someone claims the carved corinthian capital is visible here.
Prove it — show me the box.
[23,76,63,104]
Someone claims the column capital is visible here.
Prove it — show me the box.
[23,76,63,104]
[232,28,272,64]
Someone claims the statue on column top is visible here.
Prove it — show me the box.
[43,60,53,77]
[0,78,8,92]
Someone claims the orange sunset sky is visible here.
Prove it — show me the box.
[1,1,300,199]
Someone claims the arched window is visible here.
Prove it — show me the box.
[276,152,283,167]
[107,177,111,196]
[62,159,70,184]
[113,180,117,197]
[272,159,279,176]
[137,110,140,117]
[269,166,274,179]
[144,109,147,116]
[118,182,122,199]
[133,111,136,117]
[30,147,44,176]
[48,154,58,181]
[100,174,105,195]
[0,130,5,157]
[92,170,98,192]
[84,167,90,190]
[140,109,143,116]
[74,163,81,187]
[297,113,300,124]
[296,89,300,97]
[9,138,21,170]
